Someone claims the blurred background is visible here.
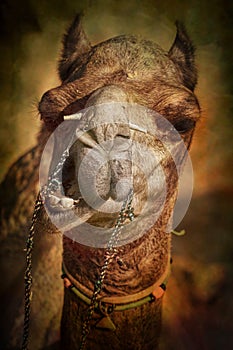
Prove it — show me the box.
[0,0,232,349]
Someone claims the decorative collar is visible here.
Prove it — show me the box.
[61,254,171,316]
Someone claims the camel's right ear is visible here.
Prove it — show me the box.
[58,14,91,82]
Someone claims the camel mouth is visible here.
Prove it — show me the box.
[42,162,166,247]
[43,190,141,246]
[45,191,137,224]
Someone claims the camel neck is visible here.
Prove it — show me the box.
[62,225,171,297]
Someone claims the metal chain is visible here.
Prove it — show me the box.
[21,194,43,350]
[21,139,78,350]
[21,146,70,350]
[41,147,70,199]
[79,190,134,350]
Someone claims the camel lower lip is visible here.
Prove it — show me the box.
[43,186,168,247]
[44,194,136,231]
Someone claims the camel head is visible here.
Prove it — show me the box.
[38,15,200,247]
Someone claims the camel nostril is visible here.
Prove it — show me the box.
[116,133,130,139]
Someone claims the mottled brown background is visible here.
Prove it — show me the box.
[0,0,232,349]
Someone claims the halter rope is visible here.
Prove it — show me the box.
[21,194,43,350]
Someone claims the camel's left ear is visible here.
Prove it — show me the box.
[58,14,91,82]
[168,22,197,91]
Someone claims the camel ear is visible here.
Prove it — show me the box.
[168,21,197,91]
[58,14,91,82]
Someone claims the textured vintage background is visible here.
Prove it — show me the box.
[0,0,232,349]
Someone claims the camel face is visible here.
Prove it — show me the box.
[39,16,200,247]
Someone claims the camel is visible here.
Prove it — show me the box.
[37,14,200,350]
[0,14,200,350]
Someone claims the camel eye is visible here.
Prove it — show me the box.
[173,119,196,133]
